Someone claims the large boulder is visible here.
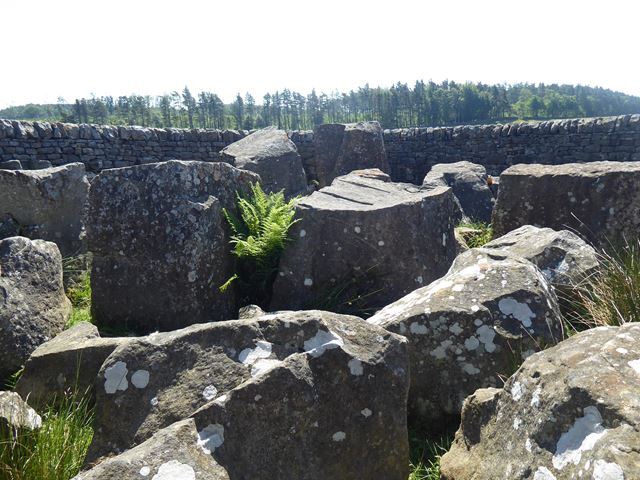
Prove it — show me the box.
[368,247,563,423]
[313,121,389,187]
[73,419,229,480]
[87,161,259,334]
[86,310,409,480]
[423,161,494,223]
[440,323,640,480]
[0,163,90,255]
[0,391,41,431]
[270,170,459,313]
[483,225,599,288]
[0,236,71,383]
[15,322,130,405]
[220,126,307,197]
[492,161,640,248]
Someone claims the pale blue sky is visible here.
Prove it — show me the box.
[1,0,638,108]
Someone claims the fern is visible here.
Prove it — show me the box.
[221,183,299,307]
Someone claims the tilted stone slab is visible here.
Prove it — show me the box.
[440,323,640,480]
[368,247,563,423]
[492,161,640,248]
[73,419,229,480]
[0,236,70,382]
[0,163,89,255]
[483,225,599,288]
[220,126,307,197]
[15,322,130,405]
[86,309,409,478]
[87,160,259,333]
[270,170,459,313]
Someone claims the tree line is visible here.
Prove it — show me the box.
[2,81,640,130]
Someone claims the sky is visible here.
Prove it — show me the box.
[1,0,639,108]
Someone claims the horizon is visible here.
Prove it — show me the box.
[1,0,639,109]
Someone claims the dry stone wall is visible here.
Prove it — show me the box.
[1,115,639,182]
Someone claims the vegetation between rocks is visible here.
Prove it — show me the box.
[457,221,493,248]
[62,256,93,329]
[221,182,299,308]
[0,391,94,480]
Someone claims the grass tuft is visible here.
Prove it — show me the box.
[457,221,493,248]
[408,429,453,480]
[65,271,92,329]
[0,391,94,480]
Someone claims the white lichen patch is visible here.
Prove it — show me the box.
[628,358,640,374]
[361,408,372,417]
[409,322,428,334]
[530,386,542,408]
[511,381,525,401]
[513,417,522,430]
[449,322,464,335]
[525,438,533,452]
[552,406,608,470]
[304,329,344,357]
[152,460,195,480]
[476,324,496,353]
[533,466,557,480]
[615,347,628,355]
[592,459,625,480]
[299,229,306,238]
[150,396,158,406]
[464,336,480,351]
[202,385,218,401]
[140,465,151,476]
[332,431,346,442]
[498,297,536,327]
[251,358,282,377]
[104,361,129,394]
[239,340,273,365]
[430,340,453,359]
[197,423,225,454]
[462,363,480,375]
[304,278,313,286]
[131,370,150,389]
[348,358,364,376]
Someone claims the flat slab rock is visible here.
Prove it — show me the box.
[86,310,410,480]
[87,160,259,333]
[0,162,89,256]
[271,170,458,312]
[368,247,563,422]
[483,225,599,288]
[0,236,70,382]
[441,323,640,480]
[492,161,640,248]
[74,419,229,480]
[16,322,130,405]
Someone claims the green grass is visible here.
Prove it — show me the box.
[565,238,640,329]
[408,429,453,480]
[221,182,299,307]
[457,221,493,248]
[65,271,92,329]
[0,391,94,480]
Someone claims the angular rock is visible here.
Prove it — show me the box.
[0,159,22,170]
[270,170,459,313]
[220,126,307,197]
[483,225,599,288]
[0,163,90,255]
[87,161,259,333]
[86,310,409,480]
[0,391,41,431]
[423,161,494,223]
[0,237,71,383]
[15,322,129,405]
[0,214,19,239]
[368,247,563,422]
[74,419,229,480]
[440,323,640,480]
[492,161,640,248]
[313,121,389,187]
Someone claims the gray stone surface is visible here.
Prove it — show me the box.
[86,310,409,480]
[423,161,494,223]
[87,160,259,334]
[74,419,229,480]
[220,126,307,197]
[270,170,459,313]
[368,247,563,422]
[492,161,640,248]
[15,322,130,405]
[0,391,41,431]
[0,159,22,170]
[312,121,389,187]
[483,225,599,288]
[0,236,71,383]
[0,163,90,255]
[440,323,640,480]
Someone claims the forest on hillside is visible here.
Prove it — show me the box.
[2,81,639,130]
